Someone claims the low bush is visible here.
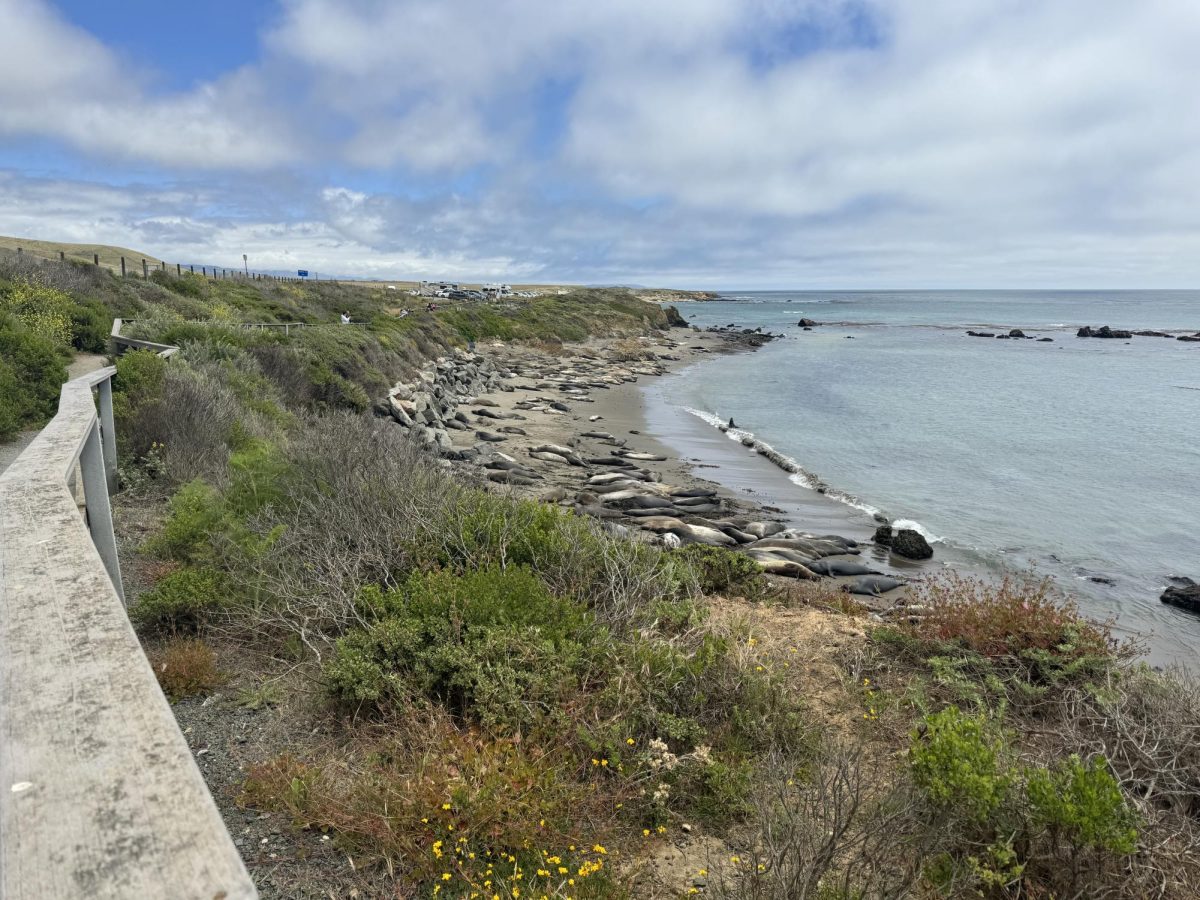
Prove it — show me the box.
[240,718,626,895]
[0,314,68,439]
[908,705,1140,897]
[326,566,594,731]
[674,543,766,598]
[148,638,225,699]
[875,574,1128,708]
[910,706,1012,824]
[130,566,231,632]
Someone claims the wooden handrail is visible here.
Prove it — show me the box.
[0,326,256,898]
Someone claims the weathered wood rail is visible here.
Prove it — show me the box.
[0,325,256,898]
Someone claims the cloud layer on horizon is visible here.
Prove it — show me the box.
[1,0,1198,287]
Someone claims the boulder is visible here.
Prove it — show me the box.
[797,318,819,327]
[891,529,933,560]
[1008,329,1026,338]
[664,305,689,327]
[873,524,894,547]
[1161,578,1200,614]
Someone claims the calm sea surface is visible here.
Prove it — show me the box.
[649,291,1200,665]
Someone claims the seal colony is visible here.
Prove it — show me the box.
[375,321,928,607]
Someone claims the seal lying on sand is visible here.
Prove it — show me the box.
[805,560,881,577]
[843,575,905,596]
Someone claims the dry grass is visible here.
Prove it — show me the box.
[0,234,163,272]
[148,638,225,699]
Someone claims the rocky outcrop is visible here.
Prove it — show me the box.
[1077,325,1133,339]
[892,529,934,560]
[875,524,933,559]
[664,305,689,328]
[797,318,819,328]
[377,349,506,451]
[1161,578,1200,613]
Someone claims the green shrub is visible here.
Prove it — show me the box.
[145,479,231,562]
[131,566,230,631]
[0,314,68,439]
[68,299,110,352]
[910,706,1012,822]
[675,543,765,597]
[0,277,73,345]
[1027,754,1138,854]
[328,567,593,730]
[113,348,166,408]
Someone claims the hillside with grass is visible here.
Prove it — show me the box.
[5,249,1200,898]
[0,234,166,270]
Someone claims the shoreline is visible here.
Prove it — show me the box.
[397,326,940,610]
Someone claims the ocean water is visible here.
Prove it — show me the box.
[649,291,1200,665]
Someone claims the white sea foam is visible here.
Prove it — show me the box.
[681,406,886,519]
[891,518,944,544]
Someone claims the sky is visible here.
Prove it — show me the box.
[1,0,1198,288]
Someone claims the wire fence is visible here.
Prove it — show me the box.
[4,243,327,284]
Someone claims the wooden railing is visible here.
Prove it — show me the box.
[0,326,256,898]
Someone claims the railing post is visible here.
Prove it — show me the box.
[97,377,118,493]
[142,258,148,279]
[80,419,125,604]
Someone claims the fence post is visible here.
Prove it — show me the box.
[190,264,194,273]
[16,247,21,256]
[94,253,100,266]
[177,263,181,275]
[60,250,65,261]
[142,259,148,278]
[97,377,118,493]
[120,256,126,277]
[80,419,125,604]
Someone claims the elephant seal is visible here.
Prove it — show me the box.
[671,488,719,499]
[745,550,818,579]
[805,560,881,577]
[743,521,786,539]
[529,451,571,464]
[476,430,507,442]
[843,575,905,596]
[668,525,736,547]
[575,504,624,520]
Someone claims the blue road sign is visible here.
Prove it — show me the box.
[297,270,309,277]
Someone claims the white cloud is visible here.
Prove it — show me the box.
[0,0,299,168]
[1,0,1199,285]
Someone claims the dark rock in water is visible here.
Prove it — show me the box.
[995,334,1011,339]
[1134,330,1172,338]
[873,513,890,524]
[873,524,894,546]
[1038,337,1054,342]
[891,529,933,560]
[1089,576,1115,585]
[1009,329,1027,338]
[967,331,996,337]
[664,305,688,327]
[797,318,818,327]
[1161,578,1200,613]
[1178,333,1200,342]
[1078,325,1133,339]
